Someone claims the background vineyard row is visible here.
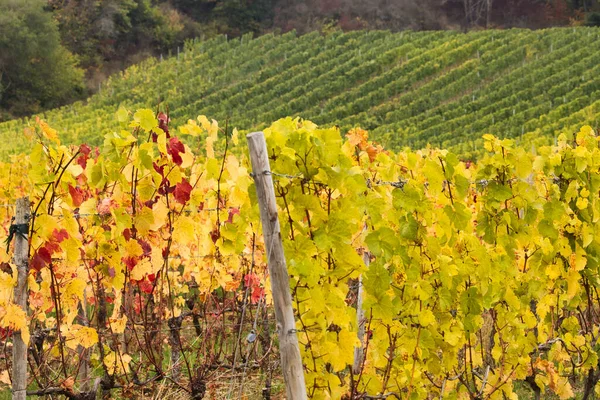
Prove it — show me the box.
[1,28,600,160]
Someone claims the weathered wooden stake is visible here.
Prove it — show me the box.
[352,252,369,375]
[246,132,307,400]
[12,197,30,400]
[77,294,91,391]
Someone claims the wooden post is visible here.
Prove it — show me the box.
[12,197,30,400]
[353,252,369,374]
[246,132,307,400]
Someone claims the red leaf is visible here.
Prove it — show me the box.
[174,178,192,204]
[144,197,159,208]
[168,137,184,154]
[76,144,92,169]
[158,177,174,195]
[79,144,91,156]
[158,112,171,137]
[52,229,69,243]
[171,152,183,166]
[244,273,260,288]
[167,137,185,166]
[150,271,161,283]
[251,286,264,304]
[139,279,154,294]
[210,229,220,243]
[0,327,12,340]
[138,239,152,256]
[134,293,142,314]
[153,162,165,176]
[38,246,52,263]
[31,254,45,272]
[31,246,52,271]
[45,241,60,254]
[68,185,84,207]
[227,207,240,223]
[123,257,137,271]
[0,262,11,275]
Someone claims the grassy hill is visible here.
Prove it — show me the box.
[1,27,600,159]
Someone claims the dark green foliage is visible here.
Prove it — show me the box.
[585,12,600,26]
[171,0,275,36]
[49,0,196,70]
[0,0,84,119]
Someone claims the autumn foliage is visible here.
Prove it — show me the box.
[1,111,600,398]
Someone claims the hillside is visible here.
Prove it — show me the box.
[1,27,599,159]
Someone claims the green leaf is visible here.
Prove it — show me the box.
[400,215,419,241]
[538,219,558,241]
[134,109,158,132]
[116,107,129,124]
[487,182,513,203]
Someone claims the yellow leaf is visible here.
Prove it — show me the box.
[206,135,215,159]
[124,240,143,258]
[67,164,83,177]
[157,128,167,154]
[419,309,435,327]
[130,259,152,281]
[545,262,561,280]
[198,115,219,139]
[151,246,164,275]
[0,370,10,386]
[149,201,169,231]
[66,325,98,349]
[180,145,194,169]
[37,118,60,144]
[444,327,462,346]
[134,208,155,235]
[61,376,75,390]
[1,304,29,345]
[179,119,203,136]
[79,198,97,216]
[504,288,521,310]
[198,115,211,131]
[576,197,588,210]
[566,269,580,299]
[104,350,132,375]
[573,246,587,271]
[110,316,127,334]
[172,216,196,246]
[64,278,87,301]
[169,165,183,185]
[137,177,157,203]
[34,214,59,242]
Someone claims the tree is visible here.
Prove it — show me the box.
[171,0,275,36]
[49,0,198,86]
[0,0,84,119]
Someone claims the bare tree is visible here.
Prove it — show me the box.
[461,0,492,28]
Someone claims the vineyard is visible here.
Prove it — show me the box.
[1,110,600,399]
[1,28,600,160]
